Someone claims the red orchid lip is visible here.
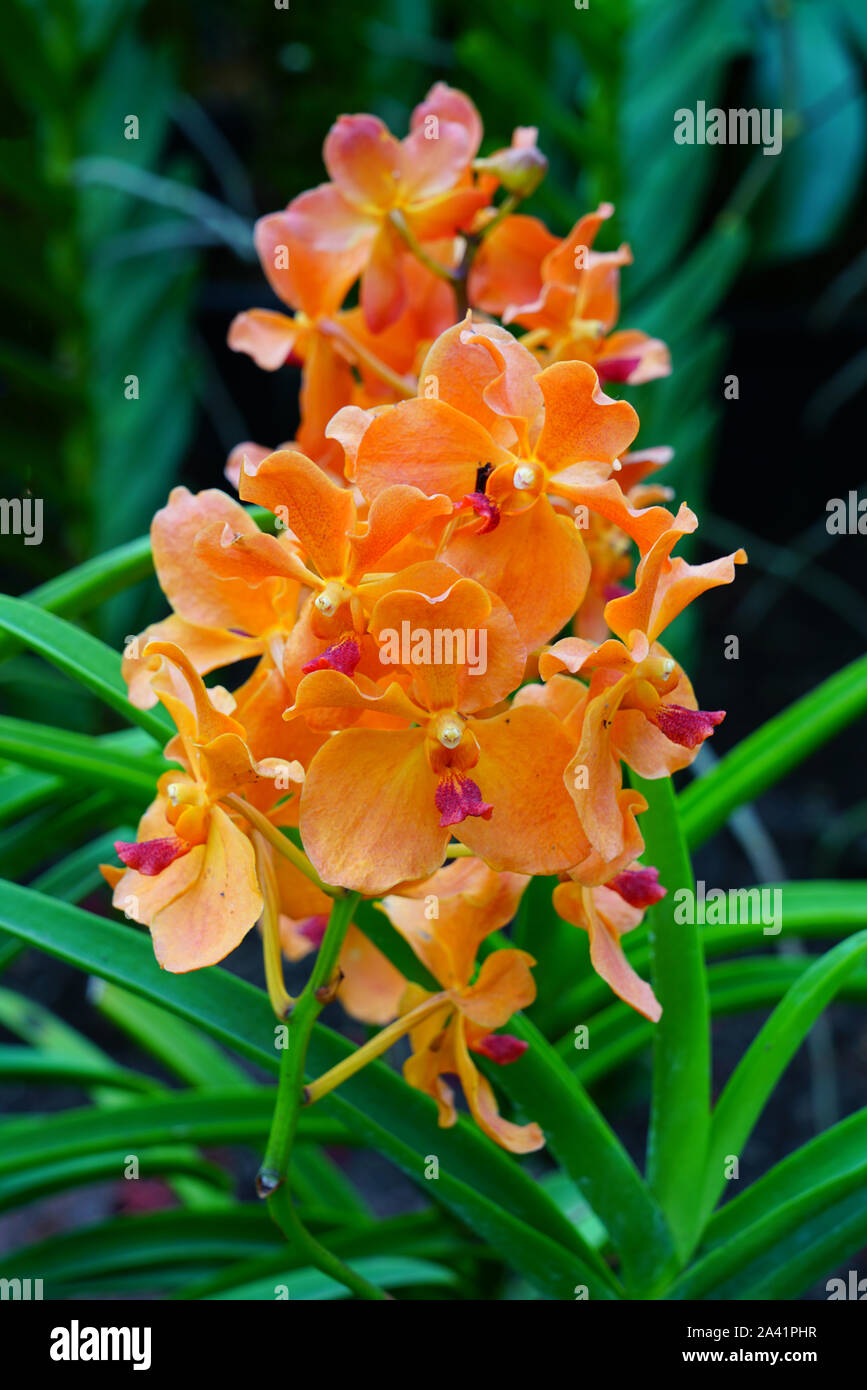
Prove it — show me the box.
[651,703,726,749]
[115,836,190,877]
[435,774,494,828]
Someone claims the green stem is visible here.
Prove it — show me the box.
[268,1186,390,1300]
[257,891,388,1300]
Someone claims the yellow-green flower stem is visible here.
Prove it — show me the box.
[304,990,449,1105]
[223,794,340,899]
[257,891,389,1300]
[253,831,294,1020]
[445,842,473,858]
[318,317,416,400]
[389,192,521,320]
[387,209,457,287]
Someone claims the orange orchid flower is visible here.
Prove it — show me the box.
[575,446,675,642]
[539,506,747,863]
[474,202,671,384]
[380,858,544,1153]
[287,84,487,333]
[291,573,588,893]
[122,487,301,710]
[553,863,666,1020]
[106,643,297,972]
[228,220,455,469]
[330,318,674,649]
[213,447,453,689]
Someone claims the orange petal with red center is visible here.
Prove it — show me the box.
[612,708,697,777]
[470,1033,528,1064]
[299,726,449,894]
[597,329,670,385]
[150,807,262,972]
[453,1018,545,1153]
[352,396,507,503]
[608,865,666,909]
[115,836,189,876]
[554,880,660,1021]
[455,705,588,874]
[444,494,590,651]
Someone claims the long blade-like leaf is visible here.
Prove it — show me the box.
[680,653,867,849]
[630,771,708,1262]
[0,879,610,1300]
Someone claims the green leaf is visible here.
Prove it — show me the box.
[0,1149,230,1216]
[0,1208,282,1289]
[488,1013,673,1294]
[31,825,136,904]
[753,3,867,260]
[0,1047,153,1093]
[0,595,173,743]
[629,772,708,1264]
[558,957,867,1087]
[0,1090,347,1178]
[0,535,153,661]
[0,880,610,1300]
[671,1106,867,1298]
[680,653,867,849]
[91,981,246,1089]
[291,1144,370,1223]
[209,1255,458,1300]
[175,1210,466,1300]
[699,929,867,1228]
[0,768,64,829]
[0,716,164,797]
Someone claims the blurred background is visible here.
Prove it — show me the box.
[1,0,866,1294]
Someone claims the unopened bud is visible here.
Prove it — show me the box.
[475,145,548,198]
